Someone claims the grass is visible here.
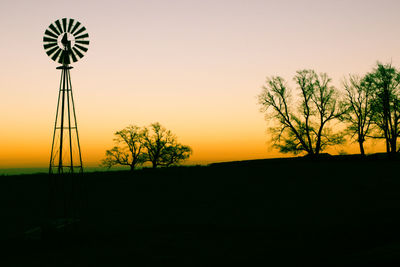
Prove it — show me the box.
[1,154,400,266]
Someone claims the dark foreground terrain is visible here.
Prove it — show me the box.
[1,155,400,266]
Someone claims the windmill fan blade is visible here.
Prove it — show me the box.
[62,18,67,32]
[67,19,74,32]
[71,21,81,34]
[51,48,62,61]
[44,42,58,49]
[75,40,89,45]
[55,20,63,33]
[75,33,89,40]
[73,47,84,58]
[46,46,59,56]
[75,44,88,53]
[70,50,78,62]
[74,26,86,36]
[49,24,60,35]
[43,36,57,43]
[43,19,89,63]
[45,30,58,39]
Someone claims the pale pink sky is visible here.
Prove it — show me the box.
[1,0,399,167]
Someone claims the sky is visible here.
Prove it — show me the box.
[1,0,400,168]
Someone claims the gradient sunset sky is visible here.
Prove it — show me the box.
[1,0,400,168]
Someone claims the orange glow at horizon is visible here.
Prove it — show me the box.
[0,0,399,168]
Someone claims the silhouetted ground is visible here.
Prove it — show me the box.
[1,154,400,266]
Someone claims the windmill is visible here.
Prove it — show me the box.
[43,18,89,174]
[42,18,89,229]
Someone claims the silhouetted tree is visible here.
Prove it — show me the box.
[142,122,192,168]
[366,63,400,154]
[160,144,192,167]
[101,125,146,171]
[341,75,374,156]
[258,69,345,156]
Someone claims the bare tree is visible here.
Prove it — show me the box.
[367,63,400,154]
[160,144,192,167]
[341,75,374,156]
[102,123,192,170]
[258,69,345,156]
[142,122,192,168]
[101,125,146,171]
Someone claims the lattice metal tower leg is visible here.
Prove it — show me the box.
[49,65,83,174]
[46,65,86,233]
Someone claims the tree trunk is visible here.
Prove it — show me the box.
[390,138,397,155]
[152,161,157,168]
[315,122,325,156]
[359,140,365,156]
[130,164,135,172]
[384,129,390,153]
[315,139,321,155]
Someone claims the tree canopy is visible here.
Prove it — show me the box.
[102,123,192,171]
[142,123,192,168]
[259,63,400,156]
[367,63,400,154]
[341,75,374,156]
[258,69,345,156]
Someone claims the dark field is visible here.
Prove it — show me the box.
[1,155,400,266]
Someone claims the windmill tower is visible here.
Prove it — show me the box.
[43,18,89,174]
[42,18,89,227]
